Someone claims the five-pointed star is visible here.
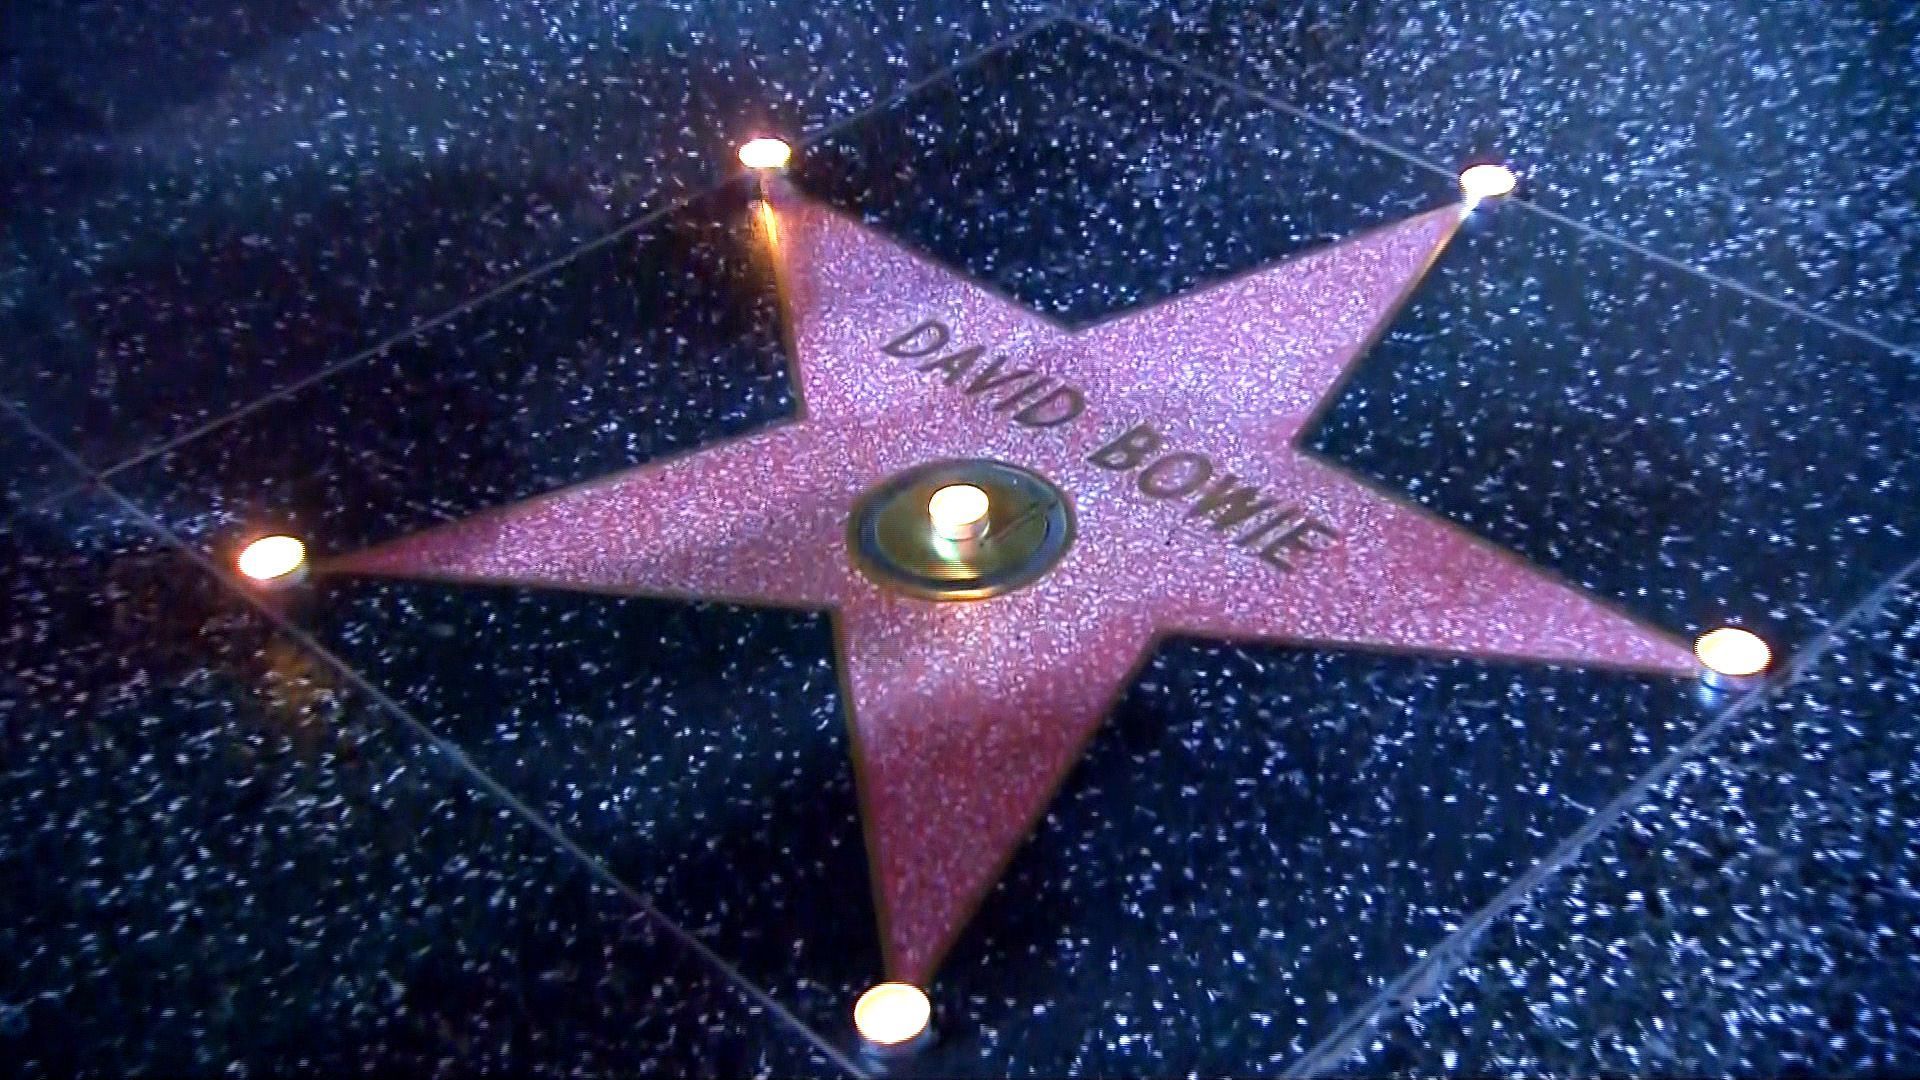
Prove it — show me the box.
[329,179,1695,985]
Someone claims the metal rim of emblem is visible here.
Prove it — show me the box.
[849,459,1075,601]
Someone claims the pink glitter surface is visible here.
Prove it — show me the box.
[329,181,1696,985]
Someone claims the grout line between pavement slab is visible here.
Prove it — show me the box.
[1053,12,1920,364]
[6,17,1076,1071]
[1,474,98,528]
[0,396,90,523]
[91,15,1064,485]
[0,12,1081,1066]
[1025,11,1920,1066]
[2,397,105,507]
[86,467,877,1080]
[0,393,867,1077]
[74,10,1917,491]
[1283,545,1920,1078]
[12,12,1082,1066]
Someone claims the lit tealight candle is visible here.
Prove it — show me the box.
[237,535,308,585]
[928,483,991,543]
[854,982,932,1054]
[737,136,792,171]
[1694,626,1771,689]
[1459,163,1518,205]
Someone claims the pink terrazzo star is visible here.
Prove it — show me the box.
[329,179,1695,985]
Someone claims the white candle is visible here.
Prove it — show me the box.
[928,484,991,542]
[737,137,792,171]
[1694,626,1771,687]
[1459,163,1518,205]
[854,982,931,1050]
[237,535,308,584]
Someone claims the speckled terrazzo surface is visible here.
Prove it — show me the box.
[1061,0,1920,351]
[1338,581,1920,1076]
[0,496,837,1078]
[3,3,1919,1077]
[0,0,1044,466]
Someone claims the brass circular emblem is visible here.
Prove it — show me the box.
[850,459,1074,601]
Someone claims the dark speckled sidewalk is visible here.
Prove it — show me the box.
[3,1,1918,1076]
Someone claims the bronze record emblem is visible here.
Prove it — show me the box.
[849,459,1074,601]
